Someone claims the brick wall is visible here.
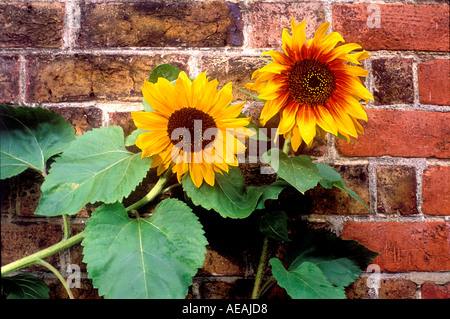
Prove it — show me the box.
[1,0,449,299]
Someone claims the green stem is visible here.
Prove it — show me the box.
[35,259,74,299]
[256,277,275,299]
[125,169,173,212]
[282,137,291,155]
[1,232,84,276]
[251,236,269,299]
[62,215,70,240]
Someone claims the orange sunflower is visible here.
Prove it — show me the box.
[245,18,373,151]
[131,71,253,188]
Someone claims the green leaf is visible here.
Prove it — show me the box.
[2,274,50,299]
[82,199,208,299]
[270,258,346,299]
[182,166,263,218]
[287,226,379,287]
[315,163,368,210]
[35,126,152,216]
[0,105,75,179]
[263,149,322,194]
[259,210,290,241]
[248,181,286,210]
[148,63,182,84]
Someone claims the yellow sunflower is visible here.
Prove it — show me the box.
[131,71,253,188]
[245,18,373,151]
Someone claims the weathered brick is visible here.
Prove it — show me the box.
[0,2,65,48]
[247,1,325,48]
[201,56,267,101]
[418,59,450,106]
[421,282,450,299]
[377,166,418,215]
[108,111,137,138]
[372,58,414,105]
[340,222,450,272]
[198,279,256,299]
[345,278,370,299]
[48,107,103,135]
[1,221,62,267]
[200,246,246,276]
[333,4,449,51]
[422,166,450,216]
[336,110,450,159]
[26,54,189,103]
[308,165,370,215]
[77,1,243,47]
[0,56,20,104]
[379,279,417,299]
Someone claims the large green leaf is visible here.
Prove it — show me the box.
[35,126,152,216]
[182,166,263,218]
[286,226,379,287]
[0,105,75,179]
[2,274,50,299]
[263,149,322,194]
[315,163,369,210]
[270,258,346,299]
[259,210,290,242]
[82,199,208,299]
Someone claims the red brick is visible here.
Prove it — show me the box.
[78,1,243,47]
[372,58,414,105]
[419,60,450,106]
[336,110,450,159]
[1,221,62,267]
[308,165,370,215]
[421,282,450,299]
[0,56,20,104]
[377,166,418,215]
[26,54,189,103]
[340,222,450,272]
[0,2,65,48]
[247,1,325,48]
[333,4,449,51]
[422,166,450,216]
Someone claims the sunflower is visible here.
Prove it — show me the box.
[245,18,373,151]
[131,71,253,188]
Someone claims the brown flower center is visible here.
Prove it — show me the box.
[167,107,217,152]
[287,59,336,106]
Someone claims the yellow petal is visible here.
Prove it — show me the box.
[315,104,338,135]
[259,93,289,126]
[297,105,317,146]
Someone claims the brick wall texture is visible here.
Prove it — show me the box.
[1,0,449,299]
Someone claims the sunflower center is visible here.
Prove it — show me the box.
[287,59,336,106]
[167,107,217,152]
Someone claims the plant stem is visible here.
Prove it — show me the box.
[1,232,84,276]
[282,137,291,155]
[35,259,74,299]
[125,169,173,212]
[62,215,70,240]
[256,277,275,299]
[251,236,269,299]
